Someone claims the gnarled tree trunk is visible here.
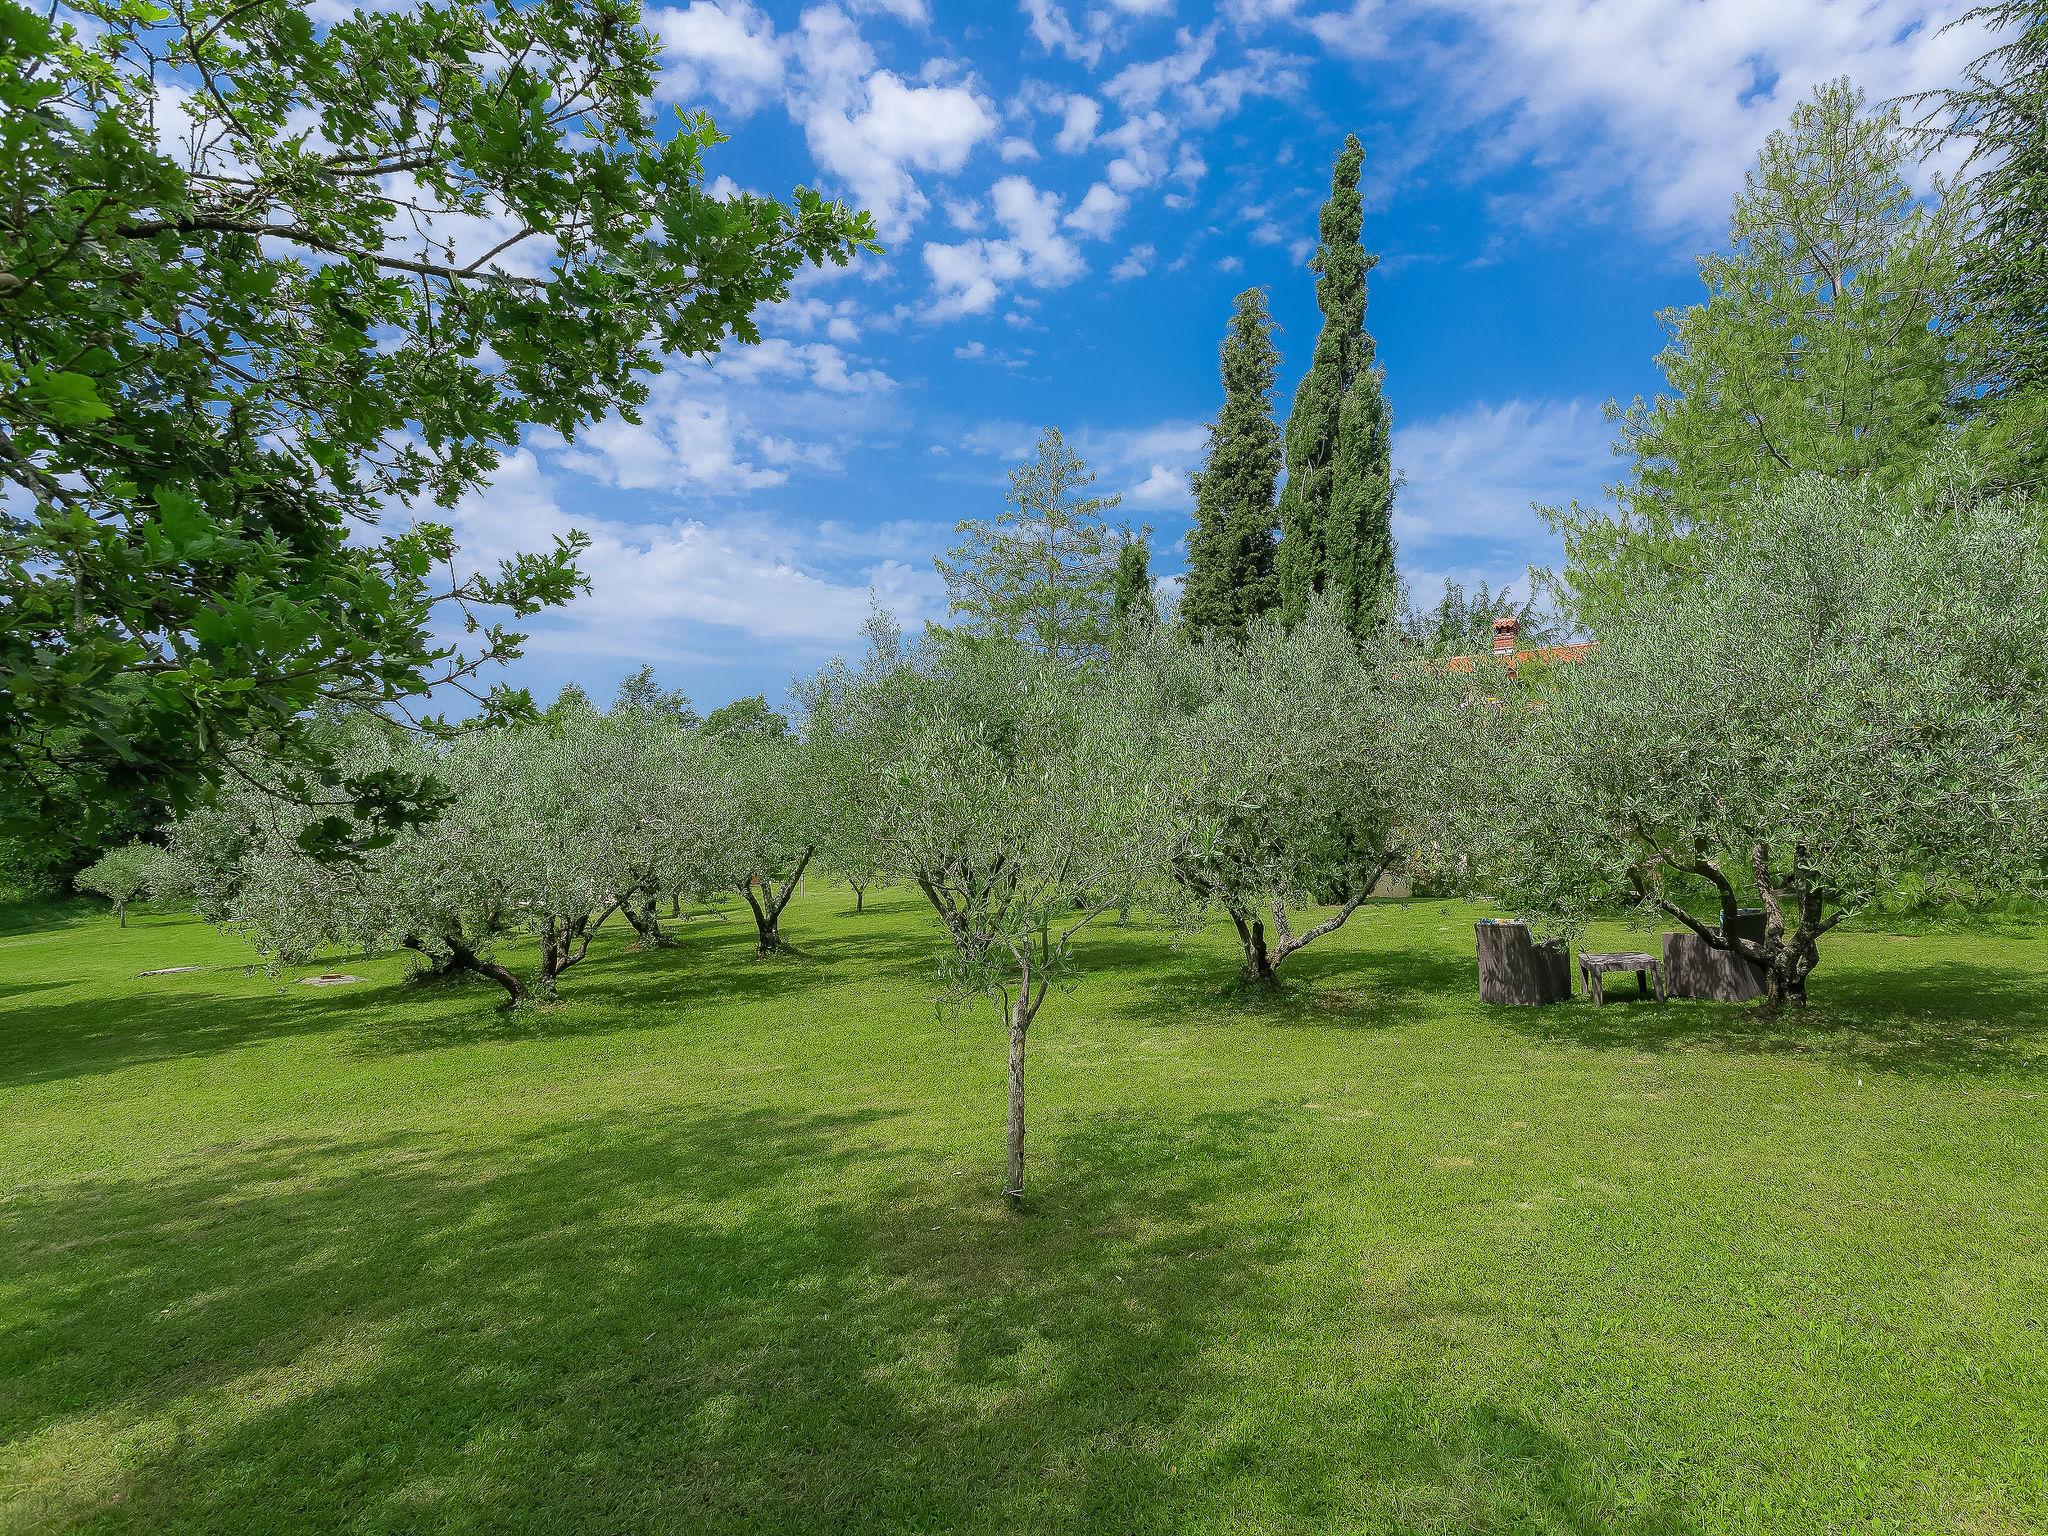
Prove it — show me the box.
[1631,840,1843,1009]
[621,893,671,949]
[742,847,813,954]
[429,935,527,1008]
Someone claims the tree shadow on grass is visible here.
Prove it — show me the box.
[3,1102,1702,1536]
[1505,958,2048,1081]
[0,981,387,1091]
[1107,928,1467,1036]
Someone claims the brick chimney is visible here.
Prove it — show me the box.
[1491,614,1519,658]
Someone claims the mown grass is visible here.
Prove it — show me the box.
[3,887,2046,1534]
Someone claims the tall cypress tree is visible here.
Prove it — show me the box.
[1112,534,1157,635]
[1183,288,1282,639]
[1275,135,1395,635]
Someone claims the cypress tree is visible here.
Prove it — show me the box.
[1183,288,1282,639]
[1112,534,1157,635]
[1275,134,1395,635]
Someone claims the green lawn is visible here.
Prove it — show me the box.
[3,889,2046,1535]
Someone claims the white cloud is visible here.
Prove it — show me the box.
[793,6,996,239]
[537,339,899,496]
[650,1,787,116]
[999,135,1041,161]
[1392,397,1614,553]
[1110,242,1156,279]
[957,418,1205,512]
[1021,0,1113,67]
[706,337,895,393]
[922,174,1087,317]
[449,452,946,658]
[1065,182,1130,238]
[1053,93,1103,152]
[1289,0,1990,236]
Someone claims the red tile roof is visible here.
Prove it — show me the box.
[1443,642,1595,675]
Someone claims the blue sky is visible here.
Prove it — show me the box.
[442,0,1988,714]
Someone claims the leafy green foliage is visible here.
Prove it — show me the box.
[1547,82,1972,626]
[1132,601,1461,981]
[0,0,877,857]
[71,841,167,924]
[1183,288,1282,640]
[1916,3,2048,469]
[935,427,1126,665]
[1397,577,1563,655]
[1477,460,2048,1002]
[1112,535,1157,636]
[800,628,1162,1196]
[701,695,791,740]
[1275,136,1395,638]
[612,667,700,728]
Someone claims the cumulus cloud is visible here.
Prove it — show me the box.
[1271,0,1989,235]
[538,340,900,496]
[1065,182,1130,238]
[449,451,946,659]
[1110,242,1156,279]
[657,4,995,241]
[1053,93,1103,152]
[922,175,1088,317]
[649,1,787,116]
[797,10,999,240]
[1021,0,1115,67]
[956,418,1206,513]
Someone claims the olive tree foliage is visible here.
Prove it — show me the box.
[180,704,718,1004]
[800,631,1162,1203]
[1471,463,2048,1005]
[698,732,819,955]
[72,841,167,925]
[0,0,875,859]
[1130,600,1461,984]
[210,724,532,1002]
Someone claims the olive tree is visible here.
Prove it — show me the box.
[213,725,530,1001]
[1135,601,1458,985]
[73,841,165,926]
[1479,462,2048,1004]
[699,732,819,955]
[208,711,698,1005]
[803,631,1160,1203]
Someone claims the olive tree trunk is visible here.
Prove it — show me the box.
[742,847,813,955]
[429,935,528,1008]
[1631,841,1843,1009]
[1004,950,1050,1207]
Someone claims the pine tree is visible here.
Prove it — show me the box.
[1275,135,1396,636]
[1183,288,1282,640]
[1113,534,1157,636]
[936,427,1124,665]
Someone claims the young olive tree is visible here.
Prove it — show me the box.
[1136,601,1456,984]
[1482,462,2048,1004]
[73,842,165,926]
[805,632,1160,1203]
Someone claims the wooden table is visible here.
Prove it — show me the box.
[1578,951,1665,1004]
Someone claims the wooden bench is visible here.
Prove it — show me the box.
[1578,951,1665,1005]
